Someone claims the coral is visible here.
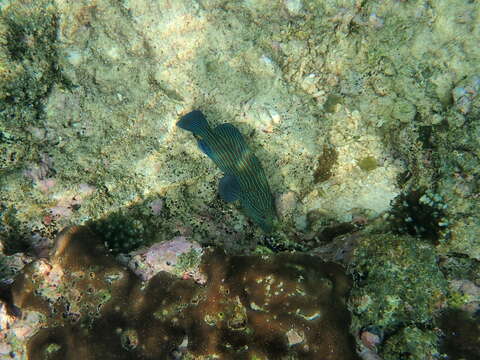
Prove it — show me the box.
[347,233,450,359]
[348,234,447,329]
[0,299,44,358]
[1,1,479,358]
[89,212,146,254]
[87,199,170,255]
[8,225,359,359]
[428,96,480,259]
[381,326,439,360]
[388,189,449,242]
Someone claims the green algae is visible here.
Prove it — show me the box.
[174,247,203,275]
[357,156,378,172]
[313,144,338,183]
[382,326,440,360]
[348,233,447,329]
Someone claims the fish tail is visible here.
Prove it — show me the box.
[177,110,211,137]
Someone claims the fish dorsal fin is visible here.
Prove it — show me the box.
[219,174,241,203]
[213,123,248,154]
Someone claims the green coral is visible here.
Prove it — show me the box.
[89,212,145,254]
[86,198,171,255]
[382,326,440,360]
[349,234,447,329]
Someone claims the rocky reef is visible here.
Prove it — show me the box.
[1,0,480,358]
[4,226,358,359]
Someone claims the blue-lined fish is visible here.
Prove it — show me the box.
[177,110,277,232]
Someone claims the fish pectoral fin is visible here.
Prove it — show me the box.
[219,174,241,203]
[197,139,214,158]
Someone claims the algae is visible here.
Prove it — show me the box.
[357,156,378,172]
[349,234,447,329]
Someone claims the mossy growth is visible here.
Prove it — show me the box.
[313,144,338,183]
[173,247,203,275]
[357,156,378,172]
[349,234,447,330]
[381,326,440,360]
[1,0,62,126]
[11,225,360,359]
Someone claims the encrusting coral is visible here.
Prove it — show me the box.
[9,226,359,359]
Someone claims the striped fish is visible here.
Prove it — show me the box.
[177,110,277,232]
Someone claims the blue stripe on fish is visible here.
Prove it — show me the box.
[177,110,277,232]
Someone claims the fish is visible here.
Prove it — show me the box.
[177,110,277,232]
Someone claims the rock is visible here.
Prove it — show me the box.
[128,236,204,282]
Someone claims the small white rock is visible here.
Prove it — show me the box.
[285,0,303,15]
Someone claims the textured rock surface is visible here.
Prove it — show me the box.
[8,226,359,359]
[127,236,204,283]
[1,0,480,358]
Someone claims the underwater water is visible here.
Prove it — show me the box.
[0,0,479,359]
